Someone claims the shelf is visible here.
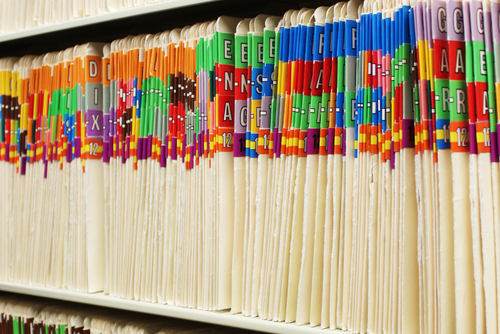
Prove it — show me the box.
[0,0,219,43]
[0,0,336,58]
[0,281,341,334]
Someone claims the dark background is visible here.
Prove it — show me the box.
[0,0,344,57]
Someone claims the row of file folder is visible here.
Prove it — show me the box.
[0,294,257,334]
[1,0,500,332]
[0,0,175,34]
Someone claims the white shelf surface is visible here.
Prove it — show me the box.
[0,0,219,43]
[0,281,343,334]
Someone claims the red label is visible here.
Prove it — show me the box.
[218,64,235,95]
[448,41,465,81]
[474,81,490,123]
[218,95,234,128]
[234,67,248,100]
[433,39,449,80]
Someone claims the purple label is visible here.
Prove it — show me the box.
[484,9,494,52]
[491,131,499,162]
[275,131,282,158]
[121,141,126,164]
[110,108,116,137]
[137,138,143,160]
[234,100,247,133]
[103,142,110,163]
[492,2,500,43]
[391,141,395,169]
[464,1,472,42]
[431,1,448,41]
[66,142,72,163]
[182,137,186,162]
[44,160,48,179]
[86,110,103,137]
[74,138,81,159]
[103,114,110,142]
[233,132,246,157]
[471,0,484,42]
[199,133,204,156]
[171,136,177,160]
[161,145,166,167]
[260,96,272,130]
[126,137,130,160]
[307,128,320,154]
[470,123,478,154]
[402,119,415,149]
[426,3,434,48]
[20,156,26,175]
[415,2,425,42]
[142,135,153,159]
[205,130,210,155]
[446,1,465,42]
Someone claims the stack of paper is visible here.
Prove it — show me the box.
[0,294,258,333]
[5,0,500,333]
[0,43,105,293]
[0,0,177,34]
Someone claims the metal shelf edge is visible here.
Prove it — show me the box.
[0,281,343,334]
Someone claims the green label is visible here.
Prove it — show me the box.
[235,35,248,68]
[434,78,450,121]
[218,32,235,65]
[449,80,468,122]
[345,90,356,127]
